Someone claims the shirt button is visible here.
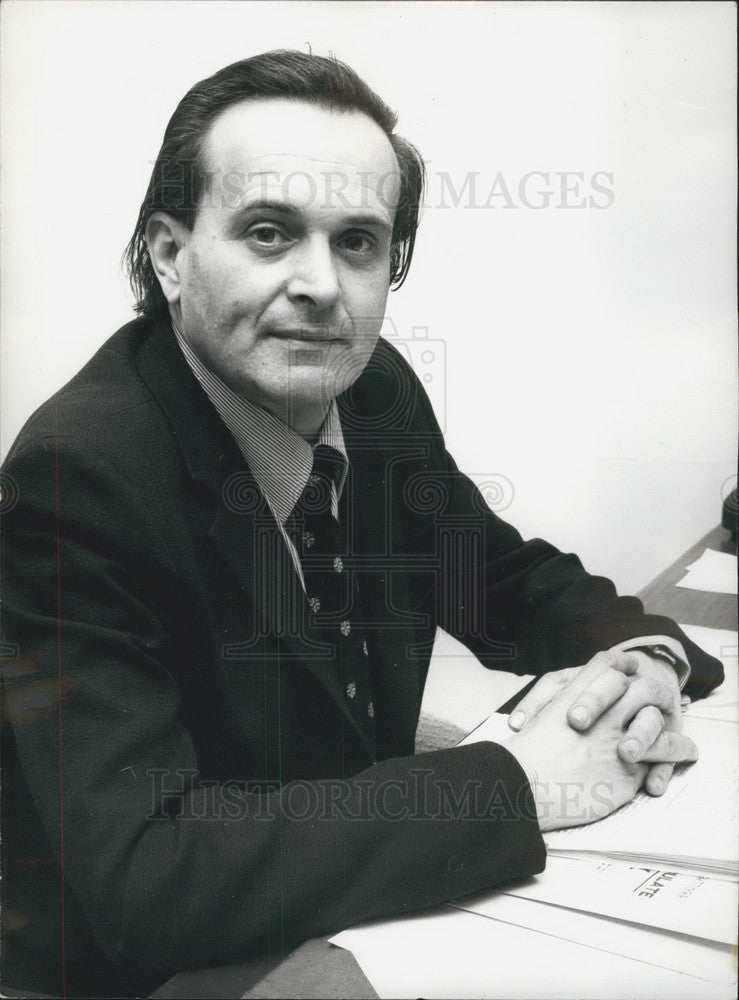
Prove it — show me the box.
[340,621,351,636]
[346,681,357,700]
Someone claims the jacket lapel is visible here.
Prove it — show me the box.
[134,317,373,749]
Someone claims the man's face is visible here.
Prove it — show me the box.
[169,98,400,434]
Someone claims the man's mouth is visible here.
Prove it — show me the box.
[270,327,341,343]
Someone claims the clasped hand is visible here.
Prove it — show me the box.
[502,650,697,831]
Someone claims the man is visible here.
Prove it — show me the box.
[0,50,723,998]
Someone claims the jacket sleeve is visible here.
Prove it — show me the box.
[1,429,545,990]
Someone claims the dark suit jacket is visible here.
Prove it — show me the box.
[0,316,723,997]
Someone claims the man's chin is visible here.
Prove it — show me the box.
[280,373,347,412]
[285,349,368,394]
[224,346,374,425]
[234,373,342,426]
[286,342,335,369]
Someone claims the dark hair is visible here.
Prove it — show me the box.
[124,49,425,317]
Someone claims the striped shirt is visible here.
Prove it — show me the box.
[172,320,348,589]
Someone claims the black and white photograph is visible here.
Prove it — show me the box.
[1,2,736,998]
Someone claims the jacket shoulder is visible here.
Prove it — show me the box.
[4,317,167,463]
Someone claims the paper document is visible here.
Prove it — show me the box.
[676,549,737,595]
[550,849,738,884]
[455,853,736,944]
[451,890,736,983]
[330,905,734,999]
[545,715,738,875]
[460,701,737,874]
[680,624,738,721]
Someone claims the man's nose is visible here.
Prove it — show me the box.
[286,236,340,310]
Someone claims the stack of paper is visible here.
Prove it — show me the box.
[453,855,737,944]
[544,712,738,878]
[331,903,736,999]
[680,624,738,722]
[330,626,738,998]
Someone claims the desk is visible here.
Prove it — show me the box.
[152,526,737,1000]
[636,525,736,630]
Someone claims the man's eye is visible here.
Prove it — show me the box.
[337,232,376,256]
[246,225,290,247]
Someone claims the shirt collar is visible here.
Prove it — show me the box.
[171,319,348,526]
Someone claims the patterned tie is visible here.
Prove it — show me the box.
[288,445,375,748]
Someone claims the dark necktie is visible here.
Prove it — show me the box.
[288,445,375,747]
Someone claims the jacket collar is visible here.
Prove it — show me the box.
[134,314,245,495]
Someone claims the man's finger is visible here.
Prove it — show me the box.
[605,651,642,677]
[635,730,699,765]
[509,650,639,732]
[556,649,639,700]
[617,705,665,761]
[644,762,676,797]
[566,669,631,731]
[508,670,573,731]
[609,672,678,728]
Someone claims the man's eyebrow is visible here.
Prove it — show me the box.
[233,199,299,217]
[344,214,394,235]
[228,199,394,235]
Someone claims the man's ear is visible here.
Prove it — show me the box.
[145,213,189,305]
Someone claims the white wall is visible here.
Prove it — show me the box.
[1,0,736,594]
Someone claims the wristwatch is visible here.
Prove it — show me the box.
[628,643,690,691]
